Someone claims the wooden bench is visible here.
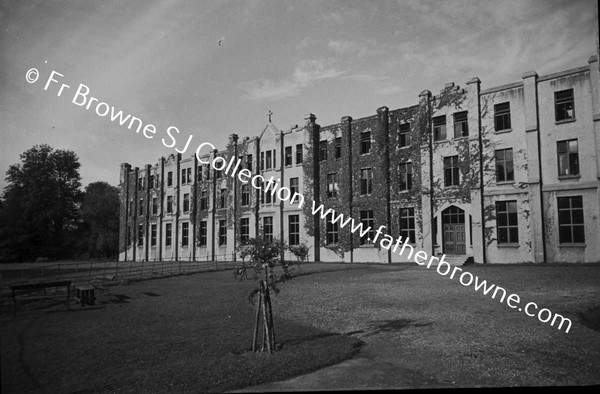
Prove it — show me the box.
[11,281,71,315]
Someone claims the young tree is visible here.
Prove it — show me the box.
[0,144,82,261]
[242,236,288,353]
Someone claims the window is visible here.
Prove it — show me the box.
[289,215,300,246]
[319,140,328,161]
[181,168,191,184]
[182,222,189,247]
[399,208,415,243]
[557,139,579,176]
[327,173,339,198]
[453,111,468,138]
[246,154,253,171]
[361,168,373,195]
[240,218,250,244]
[241,184,250,206]
[167,171,173,187]
[326,214,339,245]
[138,177,143,191]
[199,221,207,247]
[165,223,172,247]
[399,123,411,147]
[128,200,132,216]
[555,89,574,121]
[183,193,190,212]
[215,167,222,179]
[197,165,203,181]
[296,144,303,164]
[260,151,265,170]
[433,116,446,141]
[264,187,272,204]
[272,149,276,168]
[152,197,158,215]
[138,223,144,246]
[496,201,518,244]
[360,131,371,154]
[558,196,585,243]
[167,195,173,214]
[266,150,272,169]
[494,102,511,131]
[359,210,374,245]
[290,177,299,195]
[200,191,208,211]
[285,146,292,166]
[149,175,155,189]
[139,198,144,216]
[398,163,412,191]
[335,137,342,158]
[219,220,227,246]
[205,164,210,180]
[444,156,460,187]
[127,225,132,246]
[219,188,227,209]
[263,217,273,243]
[495,149,514,182]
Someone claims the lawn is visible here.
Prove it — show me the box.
[2,262,600,391]
[0,265,363,393]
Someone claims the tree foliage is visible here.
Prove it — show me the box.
[0,145,83,261]
[80,181,120,258]
[0,144,121,262]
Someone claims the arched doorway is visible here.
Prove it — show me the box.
[442,206,466,255]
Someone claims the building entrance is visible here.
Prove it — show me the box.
[442,206,466,255]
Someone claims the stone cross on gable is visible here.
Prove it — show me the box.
[268,110,273,123]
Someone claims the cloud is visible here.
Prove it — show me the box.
[321,12,344,24]
[242,59,345,101]
[343,74,404,96]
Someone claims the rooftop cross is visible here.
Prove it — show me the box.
[268,110,273,123]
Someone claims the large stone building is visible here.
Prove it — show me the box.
[119,55,600,264]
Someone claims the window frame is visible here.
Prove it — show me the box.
[360,131,372,155]
[165,223,172,247]
[555,89,575,122]
[289,214,300,246]
[319,140,328,161]
[327,172,339,198]
[495,148,514,183]
[557,139,579,177]
[296,144,303,164]
[181,222,189,247]
[326,213,339,245]
[284,146,293,167]
[263,216,273,243]
[240,218,250,245]
[199,221,207,247]
[398,162,412,192]
[494,102,511,132]
[558,196,585,244]
[495,200,519,244]
[453,111,468,138]
[218,219,227,246]
[360,168,373,195]
[359,210,374,245]
[443,156,460,187]
[433,116,446,142]
[399,207,416,244]
[399,123,411,148]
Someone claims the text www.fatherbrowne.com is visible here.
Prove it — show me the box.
[310,202,572,333]
[30,67,572,334]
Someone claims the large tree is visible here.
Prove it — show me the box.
[80,181,120,258]
[0,144,83,261]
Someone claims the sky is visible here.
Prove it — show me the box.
[0,0,597,192]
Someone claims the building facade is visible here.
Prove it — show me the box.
[119,55,600,264]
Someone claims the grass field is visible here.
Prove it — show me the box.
[2,262,600,391]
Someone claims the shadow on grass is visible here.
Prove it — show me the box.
[363,319,433,337]
[580,305,600,333]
